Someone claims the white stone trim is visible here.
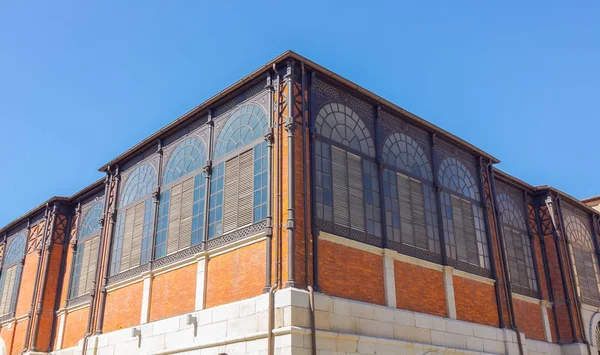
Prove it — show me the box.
[56,301,91,317]
[195,257,207,311]
[140,275,152,324]
[444,266,457,319]
[56,313,66,350]
[453,269,496,285]
[581,302,600,313]
[319,232,382,255]
[540,302,553,343]
[512,292,540,305]
[384,248,444,272]
[383,254,396,308]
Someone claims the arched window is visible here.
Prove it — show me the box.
[381,132,439,258]
[438,157,489,269]
[0,233,26,316]
[314,103,381,239]
[110,163,157,276]
[154,137,208,259]
[69,201,104,299]
[564,213,600,301]
[208,103,269,239]
[496,194,537,293]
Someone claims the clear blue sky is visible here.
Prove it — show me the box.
[0,1,598,227]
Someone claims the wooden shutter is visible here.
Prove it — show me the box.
[396,173,428,250]
[223,157,239,233]
[347,153,365,232]
[120,201,145,271]
[0,266,16,315]
[78,241,92,296]
[165,177,195,255]
[451,195,478,264]
[82,236,99,294]
[238,150,253,227]
[332,147,349,227]
[573,247,600,300]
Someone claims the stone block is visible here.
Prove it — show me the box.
[359,318,393,338]
[333,298,350,316]
[154,316,181,335]
[350,301,374,319]
[315,310,332,330]
[482,338,505,354]
[415,313,446,331]
[227,314,258,338]
[430,330,466,349]
[446,319,474,336]
[212,303,240,322]
[165,326,195,349]
[465,336,483,352]
[473,324,498,340]
[393,309,416,326]
[314,294,333,312]
[393,324,431,344]
[373,305,394,323]
[239,298,257,317]
[330,314,360,334]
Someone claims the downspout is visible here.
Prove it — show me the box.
[487,164,524,354]
[30,203,58,352]
[301,62,309,287]
[374,106,387,249]
[533,196,561,342]
[274,65,282,287]
[429,133,448,266]
[555,195,589,350]
[48,211,73,352]
[149,140,163,270]
[264,72,275,292]
[267,284,278,355]
[82,173,111,353]
[284,59,297,288]
[23,209,48,352]
[307,285,316,355]
[308,72,319,290]
[545,194,579,342]
[478,158,506,329]
[95,166,119,334]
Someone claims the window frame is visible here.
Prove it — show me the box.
[0,231,27,317]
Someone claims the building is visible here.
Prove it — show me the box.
[0,50,598,355]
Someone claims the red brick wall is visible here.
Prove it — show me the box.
[10,320,27,355]
[37,245,64,351]
[103,282,143,333]
[0,323,15,355]
[205,241,266,308]
[513,298,545,341]
[394,261,446,317]
[318,240,385,306]
[149,264,196,322]
[61,307,88,349]
[454,276,499,327]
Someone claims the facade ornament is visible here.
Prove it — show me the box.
[203,162,212,176]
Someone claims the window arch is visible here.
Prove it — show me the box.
[110,163,157,276]
[438,157,480,201]
[213,103,268,159]
[496,194,537,293]
[154,137,209,259]
[314,103,381,240]
[207,103,269,240]
[119,163,157,207]
[314,103,375,157]
[0,233,26,316]
[381,132,439,258]
[163,137,207,185]
[69,201,104,299]
[382,132,432,180]
[438,157,489,270]
[564,213,600,301]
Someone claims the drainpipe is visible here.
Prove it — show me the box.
[545,194,579,342]
[149,140,163,270]
[202,111,214,248]
[301,62,310,287]
[478,158,506,329]
[264,72,275,292]
[374,106,387,249]
[95,166,119,334]
[307,285,316,355]
[30,203,58,352]
[284,59,297,288]
[274,65,282,287]
[23,209,48,352]
[308,72,319,291]
[429,133,448,266]
[555,195,589,350]
[267,284,278,355]
[533,196,560,342]
[487,164,524,355]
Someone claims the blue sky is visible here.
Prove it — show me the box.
[0,1,598,227]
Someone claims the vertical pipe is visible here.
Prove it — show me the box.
[534,195,561,342]
[202,109,215,247]
[301,62,309,287]
[23,209,48,352]
[150,140,164,266]
[274,67,282,287]
[374,106,387,249]
[429,133,448,265]
[284,59,297,288]
[478,158,506,329]
[96,165,121,334]
[309,72,319,291]
[264,73,274,292]
[30,203,59,351]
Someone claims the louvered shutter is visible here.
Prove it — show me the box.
[397,174,414,244]
[574,247,600,300]
[452,196,478,265]
[178,178,194,250]
[223,157,239,233]
[331,147,349,227]
[78,241,92,296]
[397,174,428,250]
[120,201,145,271]
[85,236,100,293]
[167,183,182,254]
[0,267,16,315]
[504,228,518,283]
[347,153,365,232]
[238,150,253,227]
